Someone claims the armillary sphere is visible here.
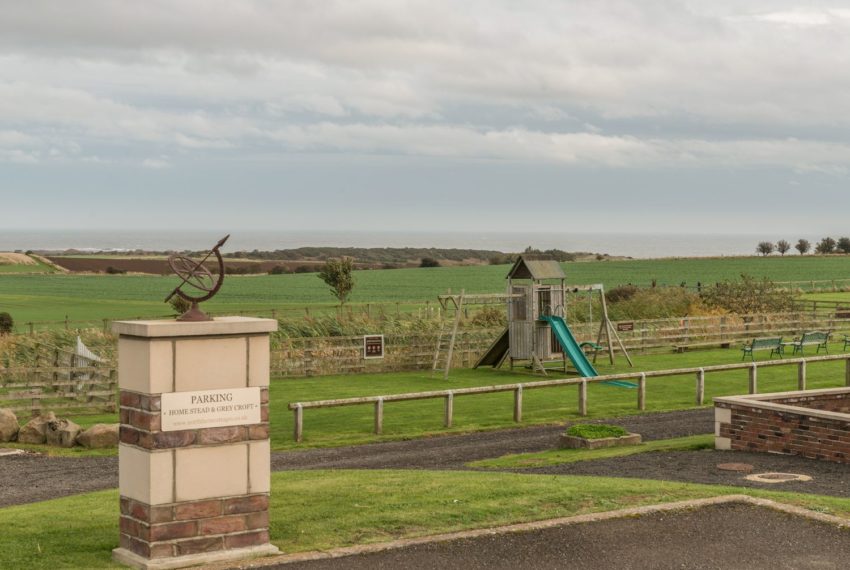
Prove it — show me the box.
[165,234,230,321]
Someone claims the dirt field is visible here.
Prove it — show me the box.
[45,257,325,274]
[0,252,36,265]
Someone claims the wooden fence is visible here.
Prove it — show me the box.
[267,311,850,378]
[288,353,850,442]
[0,343,117,416]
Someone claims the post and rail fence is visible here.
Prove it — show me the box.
[287,353,850,442]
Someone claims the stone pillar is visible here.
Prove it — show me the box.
[111,317,280,570]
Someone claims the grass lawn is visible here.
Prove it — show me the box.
[3,469,850,569]
[5,254,850,324]
[469,434,714,469]
[13,342,850,457]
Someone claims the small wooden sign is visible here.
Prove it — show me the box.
[364,335,385,359]
[617,322,635,332]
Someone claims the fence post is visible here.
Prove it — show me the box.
[638,373,646,411]
[846,358,850,387]
[28,322,34,336]
[696,368,705,406]
[798,360,807,390]
[579,380,587,416]
[64,315,69,330]
[444,392,453,428]
[374,398,384,435]
[514,386,523,423]
[294,404,303,442]
[749,363,758,394]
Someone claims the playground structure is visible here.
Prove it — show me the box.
[433,256,631,380]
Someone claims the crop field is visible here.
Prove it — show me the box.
[2,255,850,324]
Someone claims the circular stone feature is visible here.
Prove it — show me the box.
[745,472,812,484]
[717,463,754,473]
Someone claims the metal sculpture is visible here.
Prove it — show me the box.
[165,234,229,321]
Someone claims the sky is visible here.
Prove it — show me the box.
[2,1,850,234]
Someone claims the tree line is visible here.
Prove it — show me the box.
[756,237,850,256]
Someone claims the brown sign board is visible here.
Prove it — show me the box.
[364,335,385,359]
[617,322,635,332]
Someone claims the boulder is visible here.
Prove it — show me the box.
[45,418,82,448]
[0,409,18,442]
[76,423,119,449]
[17,412,57,444]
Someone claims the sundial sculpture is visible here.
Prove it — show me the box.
[165,234,229,321]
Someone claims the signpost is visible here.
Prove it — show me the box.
[364,335,385,359]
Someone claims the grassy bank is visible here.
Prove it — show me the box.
[2,469,850,569]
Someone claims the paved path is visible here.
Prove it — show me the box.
[270,503,850,569]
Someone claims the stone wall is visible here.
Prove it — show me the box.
[715,388,850,464]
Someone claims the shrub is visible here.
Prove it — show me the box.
[566,424,628,439]
[606,284,639,303]
[420,257,441,268]
[700,274,794,315]
[838,237,850,254]
[0,312,13,334]
[269,265,288,275]
[168,296,192,316]
[293,265,316,274]
[105,266,127,274]
[606,287,701,321]
[469,306,506,328]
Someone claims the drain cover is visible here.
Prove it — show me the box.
[717,463,754,473]
[745,472,812,484]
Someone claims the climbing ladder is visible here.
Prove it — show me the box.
[432,290,464,380]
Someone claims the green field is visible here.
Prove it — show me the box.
[3,255,850,324]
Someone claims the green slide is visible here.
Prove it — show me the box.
[540,315,599,377]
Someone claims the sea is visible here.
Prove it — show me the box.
[0,230,821,259]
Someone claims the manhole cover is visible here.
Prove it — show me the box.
[745,472,812,484]
[717,463,754,473]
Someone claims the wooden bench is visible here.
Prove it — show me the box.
[741,337,783,361]
[785,331,830,355]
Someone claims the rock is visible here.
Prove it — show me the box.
[0,409,19,442]
[76,424,119,449]
[17,412,57,444]
[45,418,82,448]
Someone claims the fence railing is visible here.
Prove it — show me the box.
[287,353,850,442]
[0,365,117,416]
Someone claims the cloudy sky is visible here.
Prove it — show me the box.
[2,0,849,234]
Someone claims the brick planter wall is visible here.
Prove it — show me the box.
[715,388,850,464]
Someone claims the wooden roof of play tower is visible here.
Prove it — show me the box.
[506,256,565,281]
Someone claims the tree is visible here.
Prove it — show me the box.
[838,237,850,254]
[756,241,775,256]
[776,240,791,255]
[0,312,12,335]
[815,237,836,254]
[318,257,355,304]
[419,257,440,268]
[795,239,811,255]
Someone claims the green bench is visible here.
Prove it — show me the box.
[785,331,830,355]
[741,337,783,361]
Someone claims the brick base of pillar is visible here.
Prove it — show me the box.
[113,494,278,569]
